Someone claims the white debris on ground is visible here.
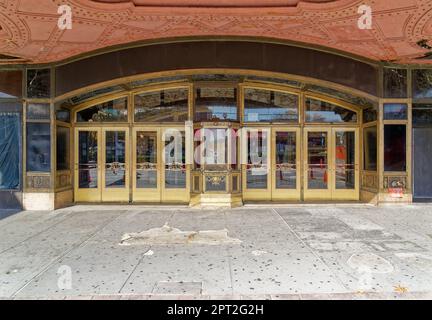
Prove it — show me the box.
[251,250,268,256]
[347,252,394,273]
[119,223,242,246]
[143,249,154,256]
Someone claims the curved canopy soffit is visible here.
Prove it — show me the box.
[0,0,431,64]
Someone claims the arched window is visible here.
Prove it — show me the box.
[134,88,189,122]
[77,97,128,122]
[244,88,298,122]
[305,98,357,123]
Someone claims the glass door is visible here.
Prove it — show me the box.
[303,128,331,201]
[332,128,359,200]
[271,128,300,201]
[242,128,271,201]
[132,129,161,202]
[161,128,189,203]
[75,128,101,202]
[101,128,129,202]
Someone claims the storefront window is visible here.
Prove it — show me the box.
[383,103,407,120]
[56,126,70,171]
[244,88,298,122]
[0,112,20,189]
[363,126,377,171]
[27,103,50,121]
[27,68,51,98]
[77,97,128,122]
[412,69,432,99]
[135,88,188,122]
[26,123,51,172]
[305,98,357,123]
[195,87,237,121]
[413,104,432,125]
[384,125,406,171]
[383,68,407,98]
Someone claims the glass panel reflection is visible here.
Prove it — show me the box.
[307,132,328,189]
[135,88,188,122]
[305,98,357,123]
[164,131,186,188]
[136,131,158,188]
[246,130,268,189]
[335,131,355,189]
[244,88,298,122]
[195,87,237,121]
[384,125,406,171]
[383,103,407,120]
[77,97,128,122]
[105,131,126,188]
[275,132,296,189]
[78,131,98,188]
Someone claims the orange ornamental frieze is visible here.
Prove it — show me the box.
[0,0,430,64]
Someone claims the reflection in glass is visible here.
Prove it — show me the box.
[335,131,355,189]
[412,69,432,99]
[384,125,406,171]
[27,69,50,98]
[56,127,70,171]
[383,103,407,120]
[275,132,296,189]
[246,130,268,189]
[26,123,51,172]
[135,88,188,122]
[307,132,328,189]
[305,98,357,123]
[136,131,158,188]
[105,131,126,188]
[195,87,237,121]
[164,131,186,188]
[363,108,377,123]
[413,104,432,125]
[27,103,50,120]
[202,128,227,171]
[363,126,377,171]
[383,68,407,98]
[77,97,128,122]
[78,131,98,188]
[244,88,298,122]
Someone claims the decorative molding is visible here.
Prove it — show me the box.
[0,0,431,64]
[26,175,51,189]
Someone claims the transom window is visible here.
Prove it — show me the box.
[305,98,357,123]
[244,88,298,122]
[195,87,237,121]
[134,88,188,122]
[77,97,128,122]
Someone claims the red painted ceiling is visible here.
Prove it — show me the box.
[0,0,431,65]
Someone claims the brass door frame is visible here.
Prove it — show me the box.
[242,127,272,201]
[101,127,130,202]
[331,127,359,201]
[271,127,301,201]
[74,127,102,202]
[161,127,190,203]
[303,127,359,201]
[132,127,161,203]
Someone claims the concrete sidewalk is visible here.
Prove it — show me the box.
[1,205,432,300]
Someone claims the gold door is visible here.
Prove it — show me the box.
[242,127,271,201]
[132,128,161,202]
[101,128,129,202]
[74,128,102,202]
[271,128,301,201]
[303,128,332,201]
[303,127,359,201]
[161,128,189,203]
[331,128,359,200]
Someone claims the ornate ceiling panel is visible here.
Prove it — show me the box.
[0,0,431,65]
